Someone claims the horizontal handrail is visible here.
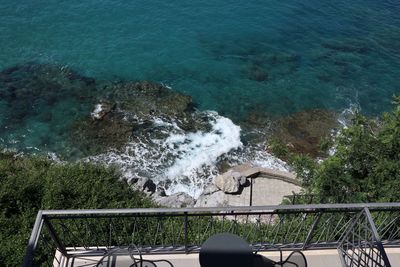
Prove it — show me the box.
[24,203,400,267]
[41,202,400,217]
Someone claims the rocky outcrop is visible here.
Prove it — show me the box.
[194,164,301,208]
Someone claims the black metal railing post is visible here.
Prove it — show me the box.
[43,217,67,256]
[364,207,392,267]
[23,211,44,267]
[303,212,322,250]
[250,177,253,206]
[184,212,189,253]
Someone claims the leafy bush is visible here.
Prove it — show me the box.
[312,97,400,202]
[267,139,317,187]
[269,96,400,203]
[0,153,154,266]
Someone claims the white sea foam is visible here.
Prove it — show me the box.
[87,111,288,199]
[337,103,359,128]
[162,113,242,197]
[327,104,360,156]
[91,104,104,120]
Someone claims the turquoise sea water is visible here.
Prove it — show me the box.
[1,0,400,159]
[1,0,400,116]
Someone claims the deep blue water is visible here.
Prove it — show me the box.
[1,0,400,154]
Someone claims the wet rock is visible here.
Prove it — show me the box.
[156,188,167,197]
[214,170,246,193]
[91,102,115,120]
[155,192,195,208]
[216,160,232,174]
[135,178,156,194]
[69,80,206,155]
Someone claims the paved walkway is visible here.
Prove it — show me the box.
[224,177,302,206]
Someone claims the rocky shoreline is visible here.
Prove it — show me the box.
[132,163,302,208]
[0,63,340,208]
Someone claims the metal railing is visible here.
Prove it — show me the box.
[338,207,393,267]
[23,203,400,267]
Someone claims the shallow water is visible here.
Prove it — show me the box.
[1,0,400,196]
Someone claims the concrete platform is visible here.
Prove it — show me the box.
[55,248,400,267]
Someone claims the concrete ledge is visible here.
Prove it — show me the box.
[231,164,301,186]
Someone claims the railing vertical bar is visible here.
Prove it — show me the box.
[23,211,45,267]
[250,177,253,206]
[108,218,112,249]
[302,212,321,250]
[43,218,67,256]
[364,207,392,267]
[184,212,188,253]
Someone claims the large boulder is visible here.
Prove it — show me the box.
[195,191,227,207]
[155,192,195,208]
[214,171,247,193]
[134,178,156,195]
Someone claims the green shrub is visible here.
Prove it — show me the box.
[0,153,154,266]
[269,96,400,204]
[312,97,400,202]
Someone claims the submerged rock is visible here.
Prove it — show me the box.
[102,80,194,118]
[245,64,269,82]
[71,113,133,155]
[70,79,206,156]
[0,63,96,125]
[272,109,339,157]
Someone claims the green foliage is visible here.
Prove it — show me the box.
[267,139,317,187]
[288,154,317,188]
[267,138,290,160]
[0,153,154,267]
[269,96,400,204]
[312,96,400,203]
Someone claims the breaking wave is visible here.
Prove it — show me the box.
[87,111,288,198]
